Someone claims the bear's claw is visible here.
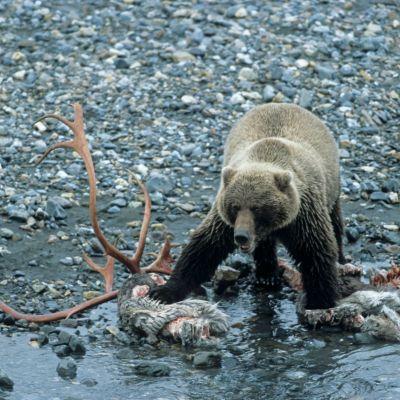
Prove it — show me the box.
[254,270,283,289]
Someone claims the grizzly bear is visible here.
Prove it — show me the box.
[151,103,345,309]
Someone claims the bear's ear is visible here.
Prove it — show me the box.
[274,171,293,191]
[222,166,236,187]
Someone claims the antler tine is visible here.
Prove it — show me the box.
[141,238,173,275]
[129,174,151,267]
[36,141,76,165]
[83,254,115,293]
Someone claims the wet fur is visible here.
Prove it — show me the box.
[151,104,344,309]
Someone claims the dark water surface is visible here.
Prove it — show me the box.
[1,274,400,400]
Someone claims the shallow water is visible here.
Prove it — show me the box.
[1,280,400,400]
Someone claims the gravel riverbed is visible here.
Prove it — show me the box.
[0,0,399,399]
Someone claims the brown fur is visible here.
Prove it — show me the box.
[151,104,344,309]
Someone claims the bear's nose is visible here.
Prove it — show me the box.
[234,229,250,246]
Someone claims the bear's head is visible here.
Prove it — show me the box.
[216,164,300,253]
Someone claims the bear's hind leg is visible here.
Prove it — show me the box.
[330,197,346,264]
[253,238,281,288]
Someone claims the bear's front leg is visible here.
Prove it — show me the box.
[253,238,281,288]
[150,207,235,304]
[282,207,339,310]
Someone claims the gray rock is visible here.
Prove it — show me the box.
[114,58,130,69]
[60,257,74,266]
[147,172,174,194]
[315,64,336,79]
[134,362,170,377]
[107,205,121,214]
[81,377,98,387]
[53,344,71,357]
[370,191,388,202]
[172,51,195,63]
[298,89,314,109]
[69,335,86,355]
[0,369,13,391]
[238,67,257,81]
[262,85,275,101]
[8,207,29,222]
[0,228,14,239]
[346,227,360,243]
[56,357,77,379]
[340,64,355,76]
[193,351,222,369]
[47,198,67,220]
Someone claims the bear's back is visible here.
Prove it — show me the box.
[224,103,340,207]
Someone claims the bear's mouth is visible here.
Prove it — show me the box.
[239,243,252,253]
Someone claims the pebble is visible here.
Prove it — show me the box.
[230,93,245,104]
[172,51,195,63]
[262,85,275,102]
[238,67,257,81]
[56,357,77,379]
[181,95,198,105]
[0,228,14,239]
[370,191,388,202]
[47,198,67,220]
[298,89,314,109]
[295,59,309,69]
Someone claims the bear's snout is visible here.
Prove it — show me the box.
[234,209,255,253]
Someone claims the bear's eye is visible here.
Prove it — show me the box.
[250,206,261,214]
[231,205,240,215]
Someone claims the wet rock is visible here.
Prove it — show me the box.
[81,377,98,387]
[69,335,86,355]
[134,362,171,377]
[193,351,222,369]
[53,345,71,357]
[346,227,360,243]
[56,357,77,379]
[0,369,14,391]
[0,228,14,239]
[213,265,240,294]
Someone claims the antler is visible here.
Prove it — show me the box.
[0,104,174,323]
[36,104,144,274]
